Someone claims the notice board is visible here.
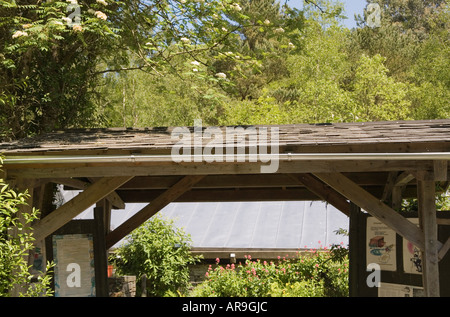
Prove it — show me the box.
[53,233,95,297]
[349,207,450,297]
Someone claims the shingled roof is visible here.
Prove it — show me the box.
[1,119,450,154]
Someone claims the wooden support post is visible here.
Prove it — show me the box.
[106,175,204,249]
[289,173,350,217]
[434,161,448,182]
[417,170,440,297]
[314,172,425,250]
[381,171,398,203]
[33,176,133,243]
[391,186,402,212]
[94,200,111,297]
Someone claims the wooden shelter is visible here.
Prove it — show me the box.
[1,119,449,297]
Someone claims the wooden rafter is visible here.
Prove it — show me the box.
[105,175,204,249]
[32,176,133,242]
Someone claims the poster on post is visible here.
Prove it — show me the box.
[366,217,396,271]
[402,218,423,274]
[53,233,95,297]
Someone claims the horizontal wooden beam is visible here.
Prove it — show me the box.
[3,160,433,178]
[314,172,425,250]
[106,175,204,249]
[33,176,133,242]
[78,172,390,190]
[116,186,420,203]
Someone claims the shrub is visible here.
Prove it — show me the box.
[0,159,53,296]
[110,215,202,297]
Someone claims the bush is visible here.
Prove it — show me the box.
[0,159,53,296]
[190,245,349,297]
[110,215,202,297]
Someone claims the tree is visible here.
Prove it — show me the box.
[110,215,202,297]
[0,0,242,140]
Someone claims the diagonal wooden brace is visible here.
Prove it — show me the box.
[106,175,204,249]
[33,176,133,242]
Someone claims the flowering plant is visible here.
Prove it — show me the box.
[191,243,349,297]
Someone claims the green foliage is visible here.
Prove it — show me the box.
[0,159,53,297]
[110,215,202,297]
[190,245,349,297]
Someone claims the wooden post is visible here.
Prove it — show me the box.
[94,200,111,297]
[417,170,440,297]
[349,202,362,297]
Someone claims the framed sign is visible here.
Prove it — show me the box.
[53,233,95,297]
[366,217,396,271]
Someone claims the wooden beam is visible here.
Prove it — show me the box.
[3,159,433,178]
[289,173,350,217]
[113,173,391,190]
[116,185,419,203]
[438,237,450,261]
[394,171,415,187]
[106,175,204,249]
[417,171,440,297]
[33,176,133,242]
[313,172,425,250]
[51,178,126,209]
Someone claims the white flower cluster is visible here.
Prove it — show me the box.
[95,11,108,20]
[230,3,242,11]
[12,30,28,39]
[215,72,226,79]
[180,37,191,44]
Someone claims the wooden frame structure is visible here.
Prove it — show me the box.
[1,119,449,297]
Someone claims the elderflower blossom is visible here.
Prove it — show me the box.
[274,27,284,33]
[230,3,242,11]
[96,0,108,5]
[95,11,108,20]
[72,24,83,32]
[12,31,28,39]
[191,61,200,66]
[288,42,295,49]
[215,72,226,79]
[264,19,270,25]
[180,37,191,44]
